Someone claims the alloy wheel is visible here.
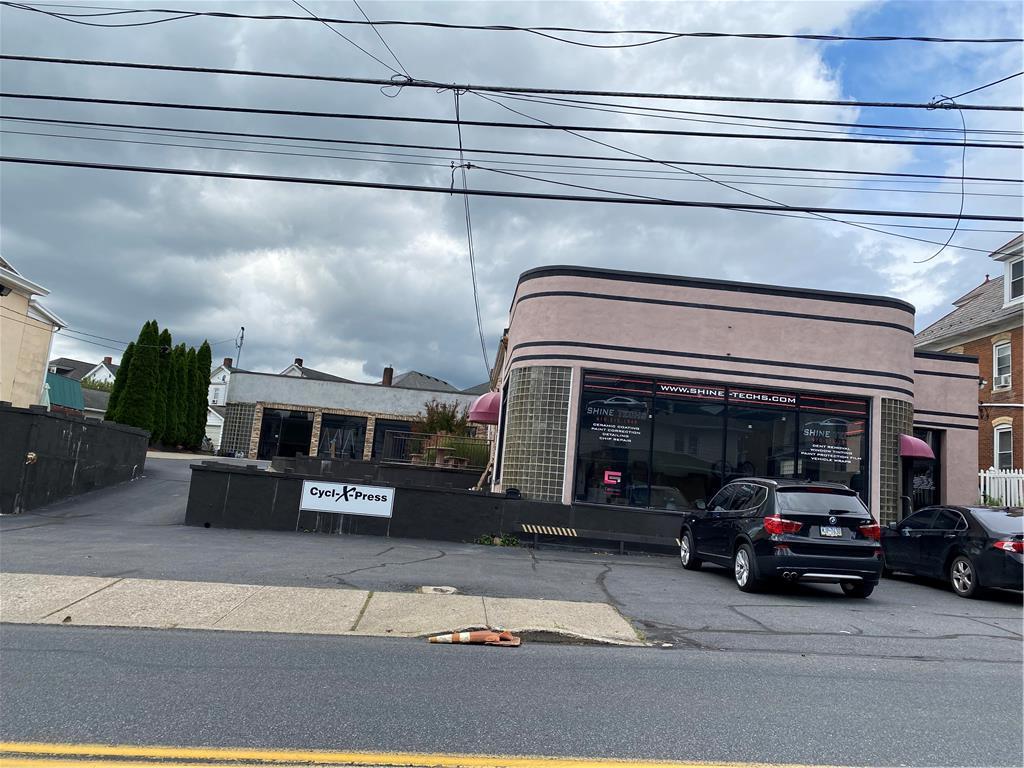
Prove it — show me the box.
[951,558,973,595]
[734,548,750,587]
[680,536,691,566]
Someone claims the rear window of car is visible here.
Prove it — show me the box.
[777,489,868,515]
[969,508,1024,536]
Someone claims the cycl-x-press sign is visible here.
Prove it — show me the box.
[299,480,395,518]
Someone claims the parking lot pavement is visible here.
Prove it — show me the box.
[2,458,1021,663]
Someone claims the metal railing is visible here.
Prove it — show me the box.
[380,430,491,471]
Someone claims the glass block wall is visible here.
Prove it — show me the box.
[880,398,913,525]
[500,366,573,502]
[220,402,256,457]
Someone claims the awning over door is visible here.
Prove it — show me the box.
[468,391,500,424]
[900,433,935,460]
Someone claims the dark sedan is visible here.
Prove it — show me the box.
[881,506,1024,598]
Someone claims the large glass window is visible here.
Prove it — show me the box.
[257,409,314,459]
[318,414,367,459]
[650,390,725,510]
[574,373,870,510]
[373,419,415,460]
[574,379,652,505]
[994,342,1012,388]
[995,426,1013,470]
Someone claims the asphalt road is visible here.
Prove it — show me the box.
[2,459,1021,665]
[2,622,1021,767]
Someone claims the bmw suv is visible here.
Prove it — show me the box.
[679,478,883,597]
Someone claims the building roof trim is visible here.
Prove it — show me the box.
[516,265,916,315]
[913,350,979,364]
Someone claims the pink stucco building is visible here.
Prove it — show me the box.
[491,266,979,525]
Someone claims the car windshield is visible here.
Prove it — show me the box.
[969,508,1024,536]
[777,488,868,515]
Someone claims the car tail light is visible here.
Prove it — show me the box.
[764,515,802,535]
[859,523,882,541]
[993,539,1024,553]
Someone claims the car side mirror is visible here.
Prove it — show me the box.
[887,521,898,530]
[695,499,706,510]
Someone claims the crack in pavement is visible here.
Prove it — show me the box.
[326,549,448,585]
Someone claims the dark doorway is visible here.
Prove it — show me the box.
[906,428,942,511]
[318,415,367,459]
[257,409,314,459]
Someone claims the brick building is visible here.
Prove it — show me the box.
[915,234,1023,472]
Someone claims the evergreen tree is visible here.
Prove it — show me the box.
[193,340,213,448]
[105,341,134,420]
[183,346,199,449]
[168,344,188,446]
[117,320,160,434]
[153,328,173,444]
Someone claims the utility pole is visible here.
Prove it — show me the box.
[235,326,245,368]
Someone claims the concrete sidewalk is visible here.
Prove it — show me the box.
[0,572,642,645]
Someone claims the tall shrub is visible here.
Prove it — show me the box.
[152,327,173,444]
[170,344,188,446]
[193,340,212,447]
[183,346,199,449]
[104,341,133,420]
[117,320,160,434]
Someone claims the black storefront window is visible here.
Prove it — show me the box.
[574,376,652,505]
[318,414,367,459]
[372,419,415,460]
[574,372,870,510]
[910,428,941,510]
[257,409,314,459]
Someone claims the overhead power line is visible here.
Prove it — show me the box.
[948,71,1024,100]
[5,115,1019,183]
[289,0,400,77]
[4,4,1022,44]
[2,54,1020,111]
[3,156,1020,224]
[4,91,1019,150]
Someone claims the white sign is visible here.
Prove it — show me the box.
[299,480,395,518]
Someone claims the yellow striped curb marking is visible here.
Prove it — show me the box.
[0,742,839,767]
[521,525,577,537]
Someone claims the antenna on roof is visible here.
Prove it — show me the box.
[235,326,245,368]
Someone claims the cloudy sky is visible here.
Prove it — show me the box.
[1,0,1021,389]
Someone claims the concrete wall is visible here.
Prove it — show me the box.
[0,292,54,408]
[912,352,981,505]
[0,403,149,514]
[499,267,920,512]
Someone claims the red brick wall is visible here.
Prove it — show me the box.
[950,326,1022,471]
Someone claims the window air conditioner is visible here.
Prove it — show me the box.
[995,374,1011,388]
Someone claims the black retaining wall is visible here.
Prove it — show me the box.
[186,461,681,550]
[271,455,482,490]
[0,403,149,515]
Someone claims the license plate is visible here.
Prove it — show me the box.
[820,526,844,538]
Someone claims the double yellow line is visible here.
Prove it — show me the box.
[0,742,830,768]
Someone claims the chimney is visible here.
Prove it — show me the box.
[294,357,304,367]
[223,357,233,368]
[382,365,394,387]
[984,274,990,282]
[103,356,112,365]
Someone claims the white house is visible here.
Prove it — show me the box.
[208,357,236,406]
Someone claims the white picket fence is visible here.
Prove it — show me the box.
[978,468,1024,506]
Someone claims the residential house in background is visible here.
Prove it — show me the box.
[915,234,1023,472]
[280,357,354,383]
[82,388,111,422]
[208,357,237,406]
[0,257,65,407]
[49,355,119,385]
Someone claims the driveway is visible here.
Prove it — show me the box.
[2,458,1020,664]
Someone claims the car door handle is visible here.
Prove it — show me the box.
[944,533,956,539]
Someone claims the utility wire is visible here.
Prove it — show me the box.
[2,54,1020,111]
[289,0,400,76]
[7,126,1021,199]
[916,96,967,263]
[351,0,410,78]
[948,71,1024,100]
[5,4,1022,44]
[3,156,1018,224]
[4,91,1018,149]
[5,114,1019,183]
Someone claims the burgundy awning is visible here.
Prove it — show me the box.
[900,433,935,460]
[468,391,500,424]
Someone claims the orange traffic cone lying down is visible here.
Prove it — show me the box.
[428,629,521,647]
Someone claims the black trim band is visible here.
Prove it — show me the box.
[913,420,980,431]
[511,340,915,384]
[914,408,979,420]
[516,265,916,314]
[913,350,979,364]
[509,352,915,398]
[514,291,915,333]
[914,369,980,380]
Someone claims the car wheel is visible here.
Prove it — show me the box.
[949,555,981,598]
[679,530,702,571]
[841,582,874,599]
[733,543,762,593]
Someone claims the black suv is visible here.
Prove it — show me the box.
[679,478,883,597]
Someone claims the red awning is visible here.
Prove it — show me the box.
[468,391,500,424]
[900,433,935,460]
